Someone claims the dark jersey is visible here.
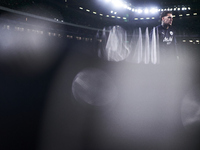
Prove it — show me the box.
[150,25,178,60]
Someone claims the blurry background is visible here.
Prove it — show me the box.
[0,0,200,150]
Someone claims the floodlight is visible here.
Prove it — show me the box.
[182,7,186,10]
[188,7,191,10]
[132,8,135,12]
[150,8,158,13]
[138,9,143,13]
[112,0,123,8]
[144,8,149,14]
[111,10,113,13]
[123,4,128,9]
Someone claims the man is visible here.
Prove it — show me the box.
[151,11,179,61]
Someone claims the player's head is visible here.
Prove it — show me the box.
[161,11,173,26]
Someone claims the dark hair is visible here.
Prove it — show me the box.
[160,11,172,19]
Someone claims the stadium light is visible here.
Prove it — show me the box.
[144,8,149,14]
[138,9,143,13]
[112,0,123,8]
[150,8,158,14]
[123,4,128,9]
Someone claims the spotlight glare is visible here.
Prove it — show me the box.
[150,8,158,13]
[112,0,123,8]
[123,4,128,9]
[132,8,135,12]
[127,7,131,10]
[105,0,111,2]
[138,9,143,13]
[144,8,149,14]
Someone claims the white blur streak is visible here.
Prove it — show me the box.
[131,27,143,63]
[144,27,150,64]
[150,27,159,64]
[104,26,130,61]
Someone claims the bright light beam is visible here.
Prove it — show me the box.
[112,0,123,8]
[144,8,149,14]
[138,9,143,14]
[150,8,158,14]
